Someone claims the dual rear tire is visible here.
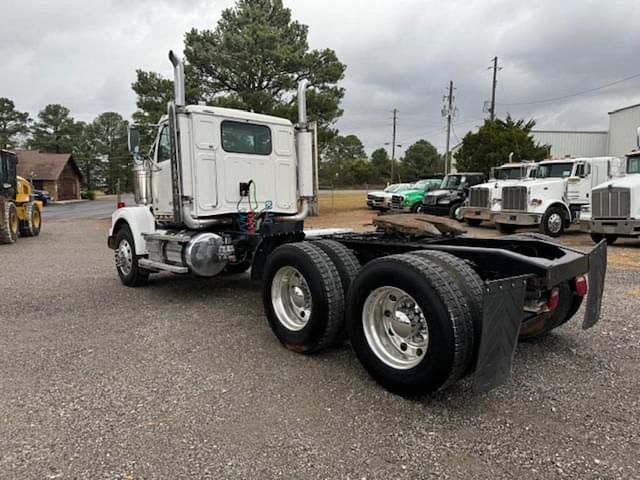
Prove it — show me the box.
[262,242,481,396]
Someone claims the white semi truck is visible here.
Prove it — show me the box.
[461,162,538,226]
[586,148,640,244]
[493,157,621,237]
[108,51,607,397]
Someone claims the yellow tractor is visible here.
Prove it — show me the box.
[0,149,42,244]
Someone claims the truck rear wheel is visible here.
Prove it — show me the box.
[263,242,345,353]
[346,253,474,396]
[0,202,19,244]
[412,250,483,371]
[312,239,361,299]
[19,202,42,237]
[540,206,566,237]
[114,225,149,287]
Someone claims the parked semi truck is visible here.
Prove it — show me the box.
[585,147,640,244]
[493,157,620,237]
[462,162,538,226]
[108,51,607,397]
[0,149,43,244]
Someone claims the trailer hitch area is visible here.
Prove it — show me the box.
[582,240,607,330]
[473,275,531,395]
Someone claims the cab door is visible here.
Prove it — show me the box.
[151,125,174,216]
[566,161,591,204]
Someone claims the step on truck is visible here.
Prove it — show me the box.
[493,157,621,237]
[584,144,640,245]
[461,161,538,227]
[108,51,607,397]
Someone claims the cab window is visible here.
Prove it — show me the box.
[221,121,272,155]
[157,126,171,163]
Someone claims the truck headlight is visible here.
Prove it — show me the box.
[437,198,450,205]
[492,198,502,206]
[530,198,543,206]
[581,205,591,213]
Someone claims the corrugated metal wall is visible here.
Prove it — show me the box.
[608,104,640,157]
[531,130,608,158]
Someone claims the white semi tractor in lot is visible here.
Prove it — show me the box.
[586,148,640,244]
[462,162,538,226]
[108,51,607,397]
[493,157,621,237]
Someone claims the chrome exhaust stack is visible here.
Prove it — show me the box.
[277,80,314,222]
[168,50,186,106]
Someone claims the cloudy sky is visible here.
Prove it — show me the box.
[3,0,640,154]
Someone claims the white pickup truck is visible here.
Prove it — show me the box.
[462,162,538,226]
[493,157,621,237]
[585,150,640,244]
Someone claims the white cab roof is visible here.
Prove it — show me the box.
[184,105,293,127]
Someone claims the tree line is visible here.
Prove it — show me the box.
[0,99,131,193]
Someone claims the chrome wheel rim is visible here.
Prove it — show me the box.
[271,266,312,331]
[116,239,133,275]
[362,286,429,370]
[454,206,463,221]
[547,213,562,234]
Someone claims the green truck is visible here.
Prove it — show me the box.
[390,178,442,212]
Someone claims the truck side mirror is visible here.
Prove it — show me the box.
[128,125,140,154]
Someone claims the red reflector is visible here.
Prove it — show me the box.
[117,201,126,209]
[575,276,588,297]
[547,287,560,312]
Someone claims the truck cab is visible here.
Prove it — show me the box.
[461,162,537,226]
[422,172,486,221]
[493,157,620,236]
[587,150,640,244]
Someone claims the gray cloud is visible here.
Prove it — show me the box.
[3,0,639,154]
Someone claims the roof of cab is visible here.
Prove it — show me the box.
[184,105,293,127]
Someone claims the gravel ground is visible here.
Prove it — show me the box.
[1,220,639,479]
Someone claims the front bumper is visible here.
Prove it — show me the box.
[461,206,492,221]
[590,218,640,236]
[367,200,389,210]
[422,205,450,216]
[494,211,542,226]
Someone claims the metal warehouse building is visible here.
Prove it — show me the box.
[531,130,609,158]
[607,103,640,157]
[532,103,640,159]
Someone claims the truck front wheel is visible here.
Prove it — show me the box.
[590,232,618,245]
[114,225,149,287]
[496,223,518,234]
[346,253,474,396]
[263,242,345,353]
[540,207,566,237]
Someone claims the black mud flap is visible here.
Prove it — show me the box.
[582,240,607,330]
[473,276,530,394]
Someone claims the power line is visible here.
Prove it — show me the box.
[497,71,640,106]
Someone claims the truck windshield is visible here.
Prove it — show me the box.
[441,175,465,189]
[385,183,410,193]
[628,156,640,174]
[495,167,525,180]
[537,162,574,178]
[413,179,441,190]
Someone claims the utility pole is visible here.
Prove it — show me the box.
[443,81,454,175]
[391,108,398,182]
[489,56,500,121]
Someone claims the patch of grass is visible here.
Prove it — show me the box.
[318,191,368,213]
